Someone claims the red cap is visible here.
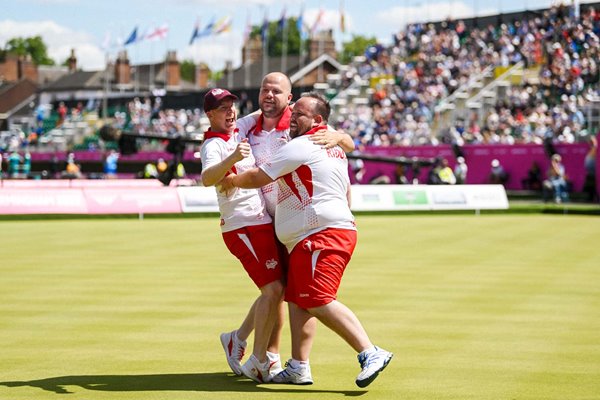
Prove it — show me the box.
[203,88,238,113]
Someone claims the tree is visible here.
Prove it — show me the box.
[250,17,306,58]
[340,34,377,64]
[180,59,195,82]
[4,36,55,65]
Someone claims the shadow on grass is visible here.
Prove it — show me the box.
[0,373,367,396]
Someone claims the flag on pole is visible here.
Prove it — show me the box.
[261,10,269,44]
[124,26,139,46]
[146,24,169,41]
[340,0,346,33]
[189,18,200,45]
[311,8,325,35]
[101,31,112,51]
[277,7,287,33]
[297,6,308,40]
[199,17,216,38]
[243,12,252,42]
[213,16,232,34]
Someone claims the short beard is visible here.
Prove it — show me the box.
[260,103,285,119]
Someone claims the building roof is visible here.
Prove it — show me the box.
[41,62,196,93]
[217,53,344,90]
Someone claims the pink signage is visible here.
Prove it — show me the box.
[82,188,182,214]
[0,189,88,214]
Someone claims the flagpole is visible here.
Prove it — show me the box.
[298,4,305,86]
[282,19,288,72]
[262,7,268,80]
[244,10,250,88]
[103,51,109,123]
[150,39,154,92]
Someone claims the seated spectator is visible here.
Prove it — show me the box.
[454,156,468,184]
[489,159,509,185]
[143,162,159,179]
[103,150,119,178]
[543,154,569,203]
[427,159,442,185]
[438,158,456,184]
[582,135,597,202]
[62,152,82,179]
[394,164,410,184]
[521,161,543,190]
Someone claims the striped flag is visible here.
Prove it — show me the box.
[213,16,232,34]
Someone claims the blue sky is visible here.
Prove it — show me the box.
[0,0,594,72]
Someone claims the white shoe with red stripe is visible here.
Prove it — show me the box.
[220,330,246,376]
[240,354,272,383]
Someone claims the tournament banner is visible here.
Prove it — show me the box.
[0,189,88,214]
[83,188,182,214]
[177,186,220,213]
[350,185,508,211]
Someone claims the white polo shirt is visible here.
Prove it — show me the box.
[236,107,292,218]
[259,125,356,252]
[200,130,271,232]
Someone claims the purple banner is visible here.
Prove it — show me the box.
[355,141,597,192]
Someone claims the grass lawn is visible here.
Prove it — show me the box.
[1,214,599,400]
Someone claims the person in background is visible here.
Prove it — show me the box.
[454,156,468,184]
[521,161,543,191]
[438,158,456,184]
[8,150,22,178]
[22,152,31,177]
[62,152,82,179]
[583,135,597,202]
[489,159,508,185]
[103,150,119,179]
[543,154,569,203]
[156,158,168,175]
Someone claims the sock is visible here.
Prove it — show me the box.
[266,351,279,361]
[289,358,309,369]
[360,346,377,357]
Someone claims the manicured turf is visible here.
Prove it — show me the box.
[1,215,599,399]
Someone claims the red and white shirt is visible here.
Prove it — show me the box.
[200,130,271,232]
[259,125,356,252]
[236,107,292,218]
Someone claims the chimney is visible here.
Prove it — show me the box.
[309,30,337,60]
[0,54,20,82]
[166,50,180,88]
[114,50,131,86]
[242,36,263,64]
[19,55,38,82]
[67,48,77,72]
[196,63,210,89]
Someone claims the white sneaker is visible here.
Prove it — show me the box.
[355,346,393,388]
[240,354,271,383]
[267,352,283,379]
[220,330,246,375]
[271,359,314,385]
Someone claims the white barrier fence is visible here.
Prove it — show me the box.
[0,181,508,215]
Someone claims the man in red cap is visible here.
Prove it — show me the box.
[200,88,284,382]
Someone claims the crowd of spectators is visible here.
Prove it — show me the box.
[114,97,205,138]
[334,3,600,147]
